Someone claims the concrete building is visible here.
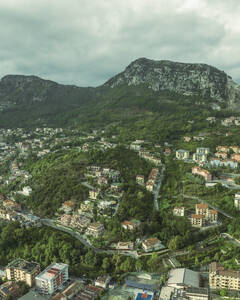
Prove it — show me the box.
[195,204,208,217]
[176,150,190,160]
[196,147,210,155]
[234,193,240,210]
[86,222,105,237]
[142,237,165,252]
[209,262,240,291]
[35,263,69,295]
[191,214,204,228]
[192,153,208,163]
[5,259,40,287]
[167,268,200,289]
[192,166,212,181]
[173,207,185,217]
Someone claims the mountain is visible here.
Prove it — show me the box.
[0,58,240,130]
[104,58,240,109]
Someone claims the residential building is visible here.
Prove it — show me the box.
[231,146,240,154]
[95,275,111,289]
[216,146,230,153]
[196,147,210,155]
[173,207,185,217]
[192,153,208,163]
[121,219,140,231]
[98,176,108,186]
[136,175,144,185]
[176,150,190,160]
[35,263,69,295]
[195,203,208,217]
[184,136,191,142]
[234,193,240,210]
[191,214,204,228]
[86,222,105,237]
[0,281,20,299]
[61,201,75,213]
[192,166,212,181]
[215,152,228,159]
[209,262,240,291]
[117,241,134,250]
[89,189,100,200]
[5,259,40,287]
[208,210,218,222]
[231,154,240,162]
[146,181,154,192]
[60,214,72,226]
[142,237,165,252]
[206,117,216,123]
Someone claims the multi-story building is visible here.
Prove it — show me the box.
[142,237,165,252]
[176,149,190,160]
[196,203,209,217]
[136,175,144,185]
[234,193,240,210]
[192,153,208,163]
[5,259,40,287]
[209,262,240,291]
[86,222,105,237]
[173,207,185,217]
[191,214,205,227]
[192,166,212,181]
[208,209,218,222]
[196,147,210,155]
[89,189,100,200]
[35,263,69,295]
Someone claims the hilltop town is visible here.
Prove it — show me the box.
[0,112,240,300]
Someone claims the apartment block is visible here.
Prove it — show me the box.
[176,149,190,160]
[209,262,240,291]
[35,263,69,295]
[5,259,40,287]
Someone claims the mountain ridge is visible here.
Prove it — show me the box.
[104,58,240,109]
[0,58,240,128]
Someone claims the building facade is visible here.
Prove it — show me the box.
[35,263,69,295]
[209,262,240,291]
[5,259,40,287]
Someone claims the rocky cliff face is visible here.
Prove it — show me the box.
[104,58,240,109]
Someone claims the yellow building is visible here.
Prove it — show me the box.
[209,262,240,291]
[5,259,40,287]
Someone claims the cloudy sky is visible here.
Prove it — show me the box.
[0,0,239,86]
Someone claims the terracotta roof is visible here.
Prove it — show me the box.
[196,203,208,210]
[191,214,203,219]
[143,237,160,246]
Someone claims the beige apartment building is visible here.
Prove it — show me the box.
[191,214,205,227]
[209,262,240,291]
[5,259,40,287]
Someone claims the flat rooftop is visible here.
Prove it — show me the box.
[35,263,68,281]
[6,259,39,272]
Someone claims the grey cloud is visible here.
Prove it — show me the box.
[0,0,239,86]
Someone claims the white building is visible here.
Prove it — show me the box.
[167,268,200,289]
[176,150,190,160]
[35,263,68,295]
[173,207,185,217]
[235,193,240,210]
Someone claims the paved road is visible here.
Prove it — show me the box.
[81,182,95,190]
[154,164,165,211]
[42,218,138,258]
[221,233,240,247]
[182,194,234,219]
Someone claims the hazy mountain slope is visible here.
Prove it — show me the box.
[0,58,239,128]
[104,58,240,109]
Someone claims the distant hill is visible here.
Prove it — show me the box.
[0,58,239,130]
[104,58,240,109]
